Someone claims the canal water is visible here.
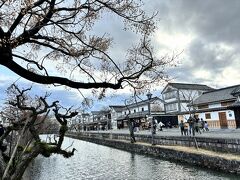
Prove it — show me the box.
[28,137,239,180]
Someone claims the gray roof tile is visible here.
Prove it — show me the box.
[162,83,214,93]
[168,83,214,90]
[194,85,240,105]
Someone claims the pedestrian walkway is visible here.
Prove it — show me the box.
[89,128,240,139]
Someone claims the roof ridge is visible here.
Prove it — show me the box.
[203,84,240,94]
[169,82,211,86]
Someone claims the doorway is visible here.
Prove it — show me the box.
[218,112,228,128]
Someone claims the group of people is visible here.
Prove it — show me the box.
[151,119,173,133]
[179,116,209,136]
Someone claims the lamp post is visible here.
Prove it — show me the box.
[147,91,155,145]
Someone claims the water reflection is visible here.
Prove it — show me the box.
[28,137,239,180]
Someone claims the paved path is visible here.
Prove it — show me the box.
[86,128,240,139]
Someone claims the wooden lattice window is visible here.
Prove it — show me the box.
[198,104,208,109]
[205,113,211,119]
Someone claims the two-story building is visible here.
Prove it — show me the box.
[162,83,214,115]
[91,110,111,130]
[115,97,169,129]
[74,113,91,131]
[183,85,240,129]
[109,106,125,130]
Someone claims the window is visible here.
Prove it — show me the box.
[165,103,177,111]
[221,101,234,107]
[134,109,136,113]
[142,107,144,111]
[198,104,208,109]
[205,113,211,119]
[164,91,176,100]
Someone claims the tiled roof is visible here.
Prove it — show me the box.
[162,83,214,93]
[193,85,240,105]
[91,110,110,115]
[169,83,214,90]
[231,86,240,96]
[109,105,125,112]
[124,97,164,109]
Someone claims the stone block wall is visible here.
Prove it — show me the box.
[67,133,240,174]
[68,132,240,154]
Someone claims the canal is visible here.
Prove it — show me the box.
[28,137,239,180]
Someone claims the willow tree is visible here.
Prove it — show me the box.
[0,0,173,95]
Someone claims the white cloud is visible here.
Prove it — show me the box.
[215,67,240,87]
[193,69,212,80]
[155,31,193,52]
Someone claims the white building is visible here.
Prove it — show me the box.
[115,97,165,129]
[161,83,214,114]
[180,85,240,129]
[109,106,125,130]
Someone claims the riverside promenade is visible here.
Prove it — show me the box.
[86,127,240,139]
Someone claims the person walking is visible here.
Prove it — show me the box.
[188,116,195,136]
[204,121,209,131]
[200,118,205,132]
[152,118,158,134]
[195,118,201,134]
[179,120,184,135]
[167,121,172,128]
[158,121,164,131]
[183,122,189,136]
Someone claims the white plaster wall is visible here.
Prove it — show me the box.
[181,109,236,126]
[209,112,219,120]
[112,120,117,129]
[165,103,178,112]
[209,103,221,108]
[226,110,235,120]
[122,111,127,116]
[164,98,178,103]
[203,110,235,121]
[117,112,122,117]
[130,105,148,113]
[110,109,117,119]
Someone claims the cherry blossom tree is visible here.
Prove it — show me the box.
[0,0,174,97]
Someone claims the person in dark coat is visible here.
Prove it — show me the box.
[0,124,4,137]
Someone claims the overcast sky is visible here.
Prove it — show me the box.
[1,0,240,110]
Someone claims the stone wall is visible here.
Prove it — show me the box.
[68,132,240,154]
[67,133,240,174]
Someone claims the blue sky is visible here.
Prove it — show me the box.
[1,0,240,111]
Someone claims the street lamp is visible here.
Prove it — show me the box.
[147,91,155,145]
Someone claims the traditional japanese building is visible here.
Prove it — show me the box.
[109,105,125,129]
[161,83,214,114]
[115,97,168,129]
[180,85,240,129]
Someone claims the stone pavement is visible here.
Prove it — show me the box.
[88,128,240,139]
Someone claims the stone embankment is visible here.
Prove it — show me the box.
[67,131,240,174]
